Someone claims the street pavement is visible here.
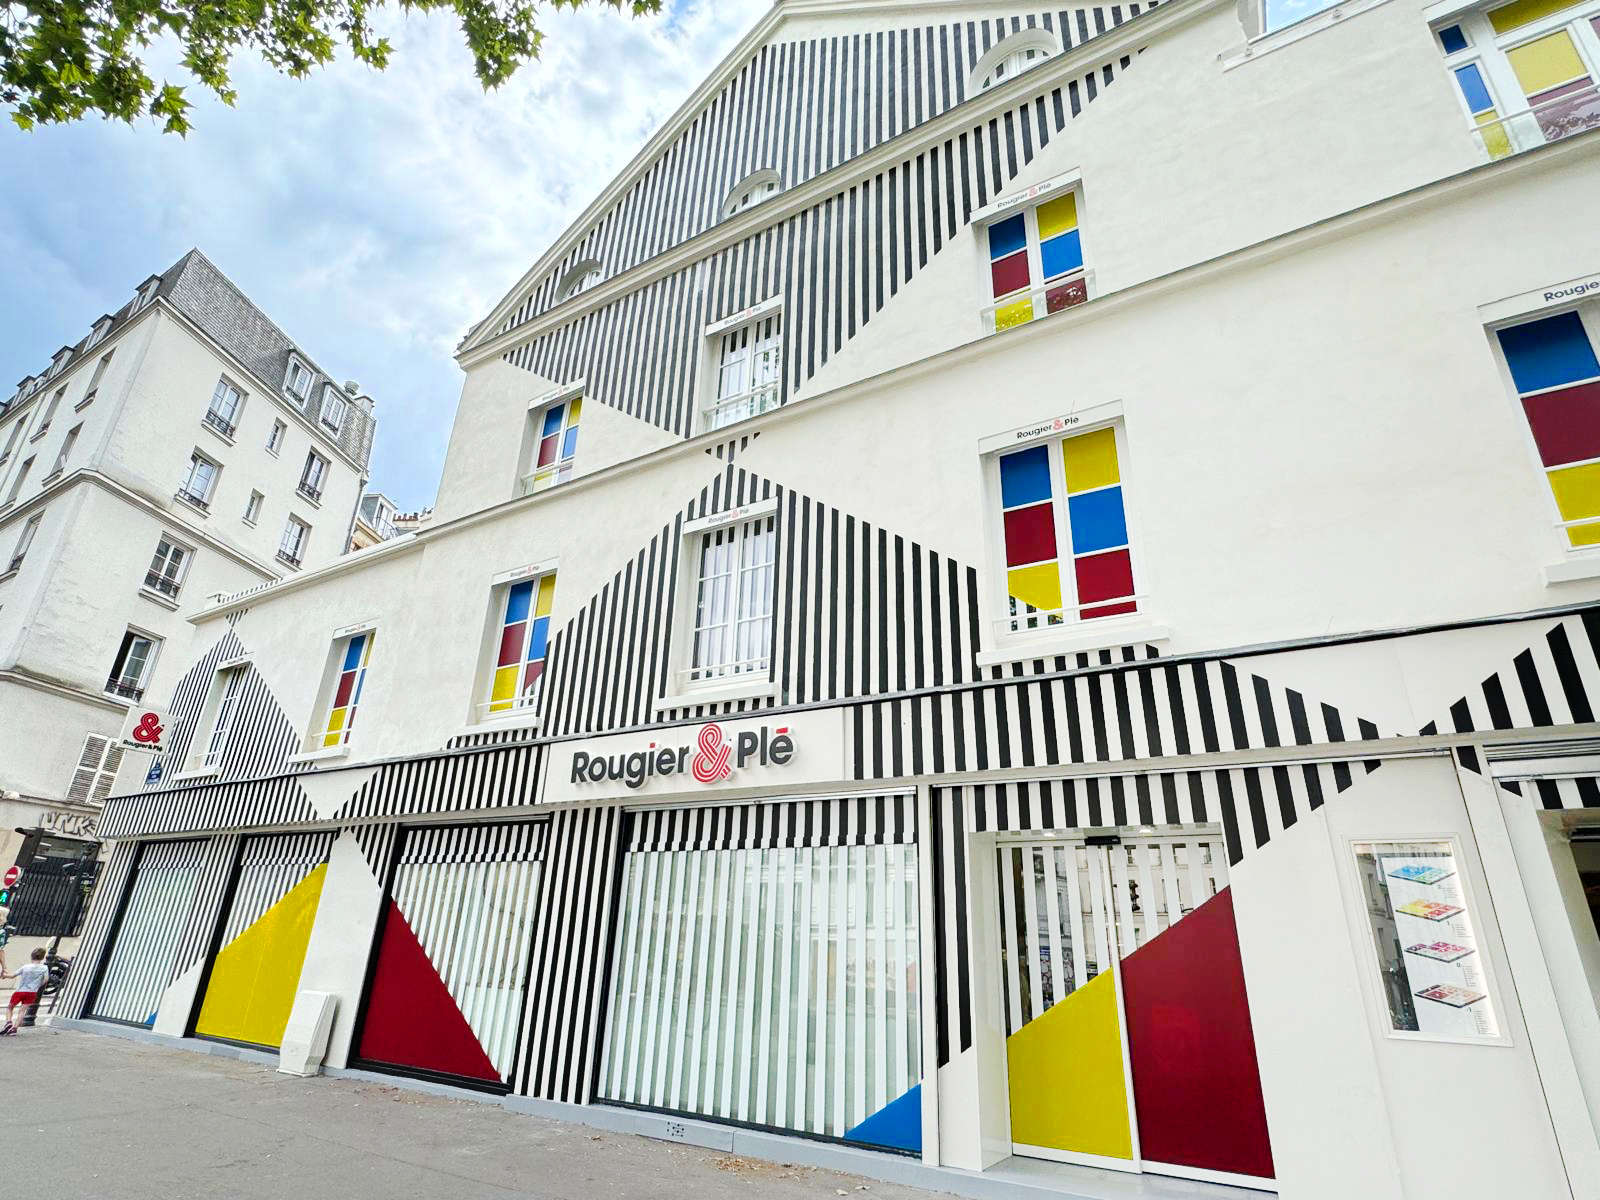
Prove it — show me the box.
[0,1028,945,1199]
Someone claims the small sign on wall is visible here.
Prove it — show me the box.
[116,703,174,756]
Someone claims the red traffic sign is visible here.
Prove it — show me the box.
[2,866,19,889]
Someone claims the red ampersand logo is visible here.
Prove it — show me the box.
[691,723,732,784]
[132,712,164,745]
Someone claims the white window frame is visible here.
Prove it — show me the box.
[283,355,313,402]
[266,418,287,456]
[557,259,603,301]
[976,404,1170,666]
[970,28,1060,93]
[721,168,782,218]
[106,627,161,700]
[698,297,784,435]
[473,559,559,726]
[320,384,347,434]
[7,513,42,573]
[178,450,219,509]
[298,450,328,503]
[204,376,245,438]
[278,515,310,567]
[199,666,247,769]
[1,418,25,466]
[4,456,35,507]
[47,423,81,479]
[79,350,113,408]
[660,499,780,708]
[974,172,1091,335]
[299,623,377,757]
[35,385,66,437]
[244,489,265,526]
[143,533,194,600]
[518,382,583,496]
[85,316,112,351]
[133,277,159,311]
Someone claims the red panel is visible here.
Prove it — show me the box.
[333,671,355,708]
[536,433,559,468]
[990,251,1031,300]
[1121,888,1274,1180]
[1083,600,1137,620]
[356,899,500,1083]
[497,621,526,668]
[1074,548,1134,605]
[1523,381,1600,467]
[1003,502,1058,567]
[1045,278,1088,313]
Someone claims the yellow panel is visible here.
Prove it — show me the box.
[1475,110,1514,159]
[321,731,343,748]
[535,573,556,617]
[358,636,373,667]
[491,664,520,704]
[325,706,347,735]
[1008,563,1063,613]
[1007,970,1134,1160]
[1488,0,1581,34]
[1549,462,1600,522]
[1507,30,1587,96]
[1060,427,1120,493]
[567,396,582,424]
[194,864,327,1049]
[995,298,1034,330]
[1568,521,1600,547]
[1036,192,1078,240]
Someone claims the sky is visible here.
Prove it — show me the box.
[0,0,771,513]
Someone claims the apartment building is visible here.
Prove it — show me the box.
[51,3,1600,1198]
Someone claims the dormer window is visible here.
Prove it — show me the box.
[284,356,312,402]
[972,29,1060,92]
[85,316,113,351]
[557,259,603,301]
[722,169,782,218]
[48,347,72,378]
[133,277,159,311]
[320,385,347,435]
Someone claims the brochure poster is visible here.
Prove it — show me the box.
[1352,840,1499,1039]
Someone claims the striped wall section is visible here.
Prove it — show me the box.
[335,742,543,822]
[56,840,138,1020]
[100,774,316,839]
[512,805,624,1102]
[505,5,1158,330]
[504,48,1136,438]
[165,834,241,988]
[398,820,548,866]
[628,793,916,851]
[353,822,400,880]
[217,833,335,945]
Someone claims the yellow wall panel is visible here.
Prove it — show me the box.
[1061,427,1120,493]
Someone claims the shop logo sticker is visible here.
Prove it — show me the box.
[570,721,796,790]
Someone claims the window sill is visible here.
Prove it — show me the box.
[295,489,323,509]
[286,745,350,767]
[975,616,1172,668]
[41,470,61,485]
[169,764,221,782]
[242,516,258,527]
[174,492,211,518]
[28,427,49,443]
[137,587,181,612]
[200,420,236,447]
[653,676,778,712]
[458,710,541,738]
[1220,0,1394,71]
[74,394,95,412]
[0,569,16,585]
[1544,555,1600,585]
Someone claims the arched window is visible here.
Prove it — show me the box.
[722,168,783,219]
[557,259,603,301]
[971,29,1061,93]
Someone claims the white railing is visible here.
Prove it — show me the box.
[518,462,574,496]
[980,268,1093,335]
[680,655,771,687]
[705,382,781,430]
[476,688,542,722]
[1001,592,1144,635]
[1468,81,1600,161]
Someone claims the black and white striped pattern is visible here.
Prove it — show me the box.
[84,840,207,1026]
[56,840,138,1019]
[512,805,623,1102]
[353,823,400,879]
[100,774,316,839]
[504,50,1135,437]
[398,821,547,866]
[335,743,543,822]
[216,833,334,946]
[505,6,1157,330]
[166,835,242,987]
[1423,611,1600,739]
[627,794,916,852]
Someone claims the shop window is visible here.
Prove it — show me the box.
[677,508,776,690]
[991,423,1141,633]
[703,307,782,431]
[518,390,582,496]
[1432,0,1600,160]
[1350,840,1504,1041]
[480,572,556,720]
[979,187,1088,334]
[86,840,203,1027]
[1494,306,1600,548]
[313,630,373,750]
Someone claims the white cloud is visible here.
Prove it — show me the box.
[0,0,770,511]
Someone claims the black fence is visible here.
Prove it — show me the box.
[7,859,101,938]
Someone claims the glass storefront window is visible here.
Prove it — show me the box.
[1352,840,1501,1040]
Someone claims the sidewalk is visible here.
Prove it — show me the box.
[0,1027,947,1199]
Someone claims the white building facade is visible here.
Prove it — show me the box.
[0,250,374,955]
[52,4,1600,1199]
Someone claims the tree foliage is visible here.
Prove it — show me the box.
[1,0,661,134]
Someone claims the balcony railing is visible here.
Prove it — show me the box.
[681,654,771,687]
[175,488,210,511]
[1469,81,1600,161]
[297,480,323,504]
[105,677,145,701]
[276,547,304,569]
[980,268,1092,335]
[143,571,181,598]
[203,409,238,439]
[6,553,24,573]
[705,381,781,431]
[518,462,574,496]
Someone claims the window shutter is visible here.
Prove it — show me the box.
[66,734,123,805]
[93,744,126,801]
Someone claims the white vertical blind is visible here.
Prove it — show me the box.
[601,843,920,1138]
[89,841,204,1025]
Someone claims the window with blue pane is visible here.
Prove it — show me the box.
[522,394,582,495]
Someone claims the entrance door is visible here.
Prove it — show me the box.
[997,827,1274,1187]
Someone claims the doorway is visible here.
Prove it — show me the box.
[995,826,1274,1188]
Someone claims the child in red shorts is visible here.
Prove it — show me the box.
[3,947,48,1034]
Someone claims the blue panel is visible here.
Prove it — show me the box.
[351,671,366,705]
[988,213,1028,260]
[561,425,579,460]
[504,579,534,624]
[1438,24,1467,53]
[1067,486,1128,554]
[541,405,565,436]
[1452,63,1493,114]
[999,445,1052,509]
[527,616,550,662]
[1040,229,1084,280]
[844,1084,922,1153]
[342,634,366,671]
[1498,312,1600,394]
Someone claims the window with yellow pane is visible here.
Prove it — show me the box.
[1431,0,1600,160]
[981,187,1088,334]
[995,425,1139,633]
[482,572,556,720]
[318,631,373,749]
